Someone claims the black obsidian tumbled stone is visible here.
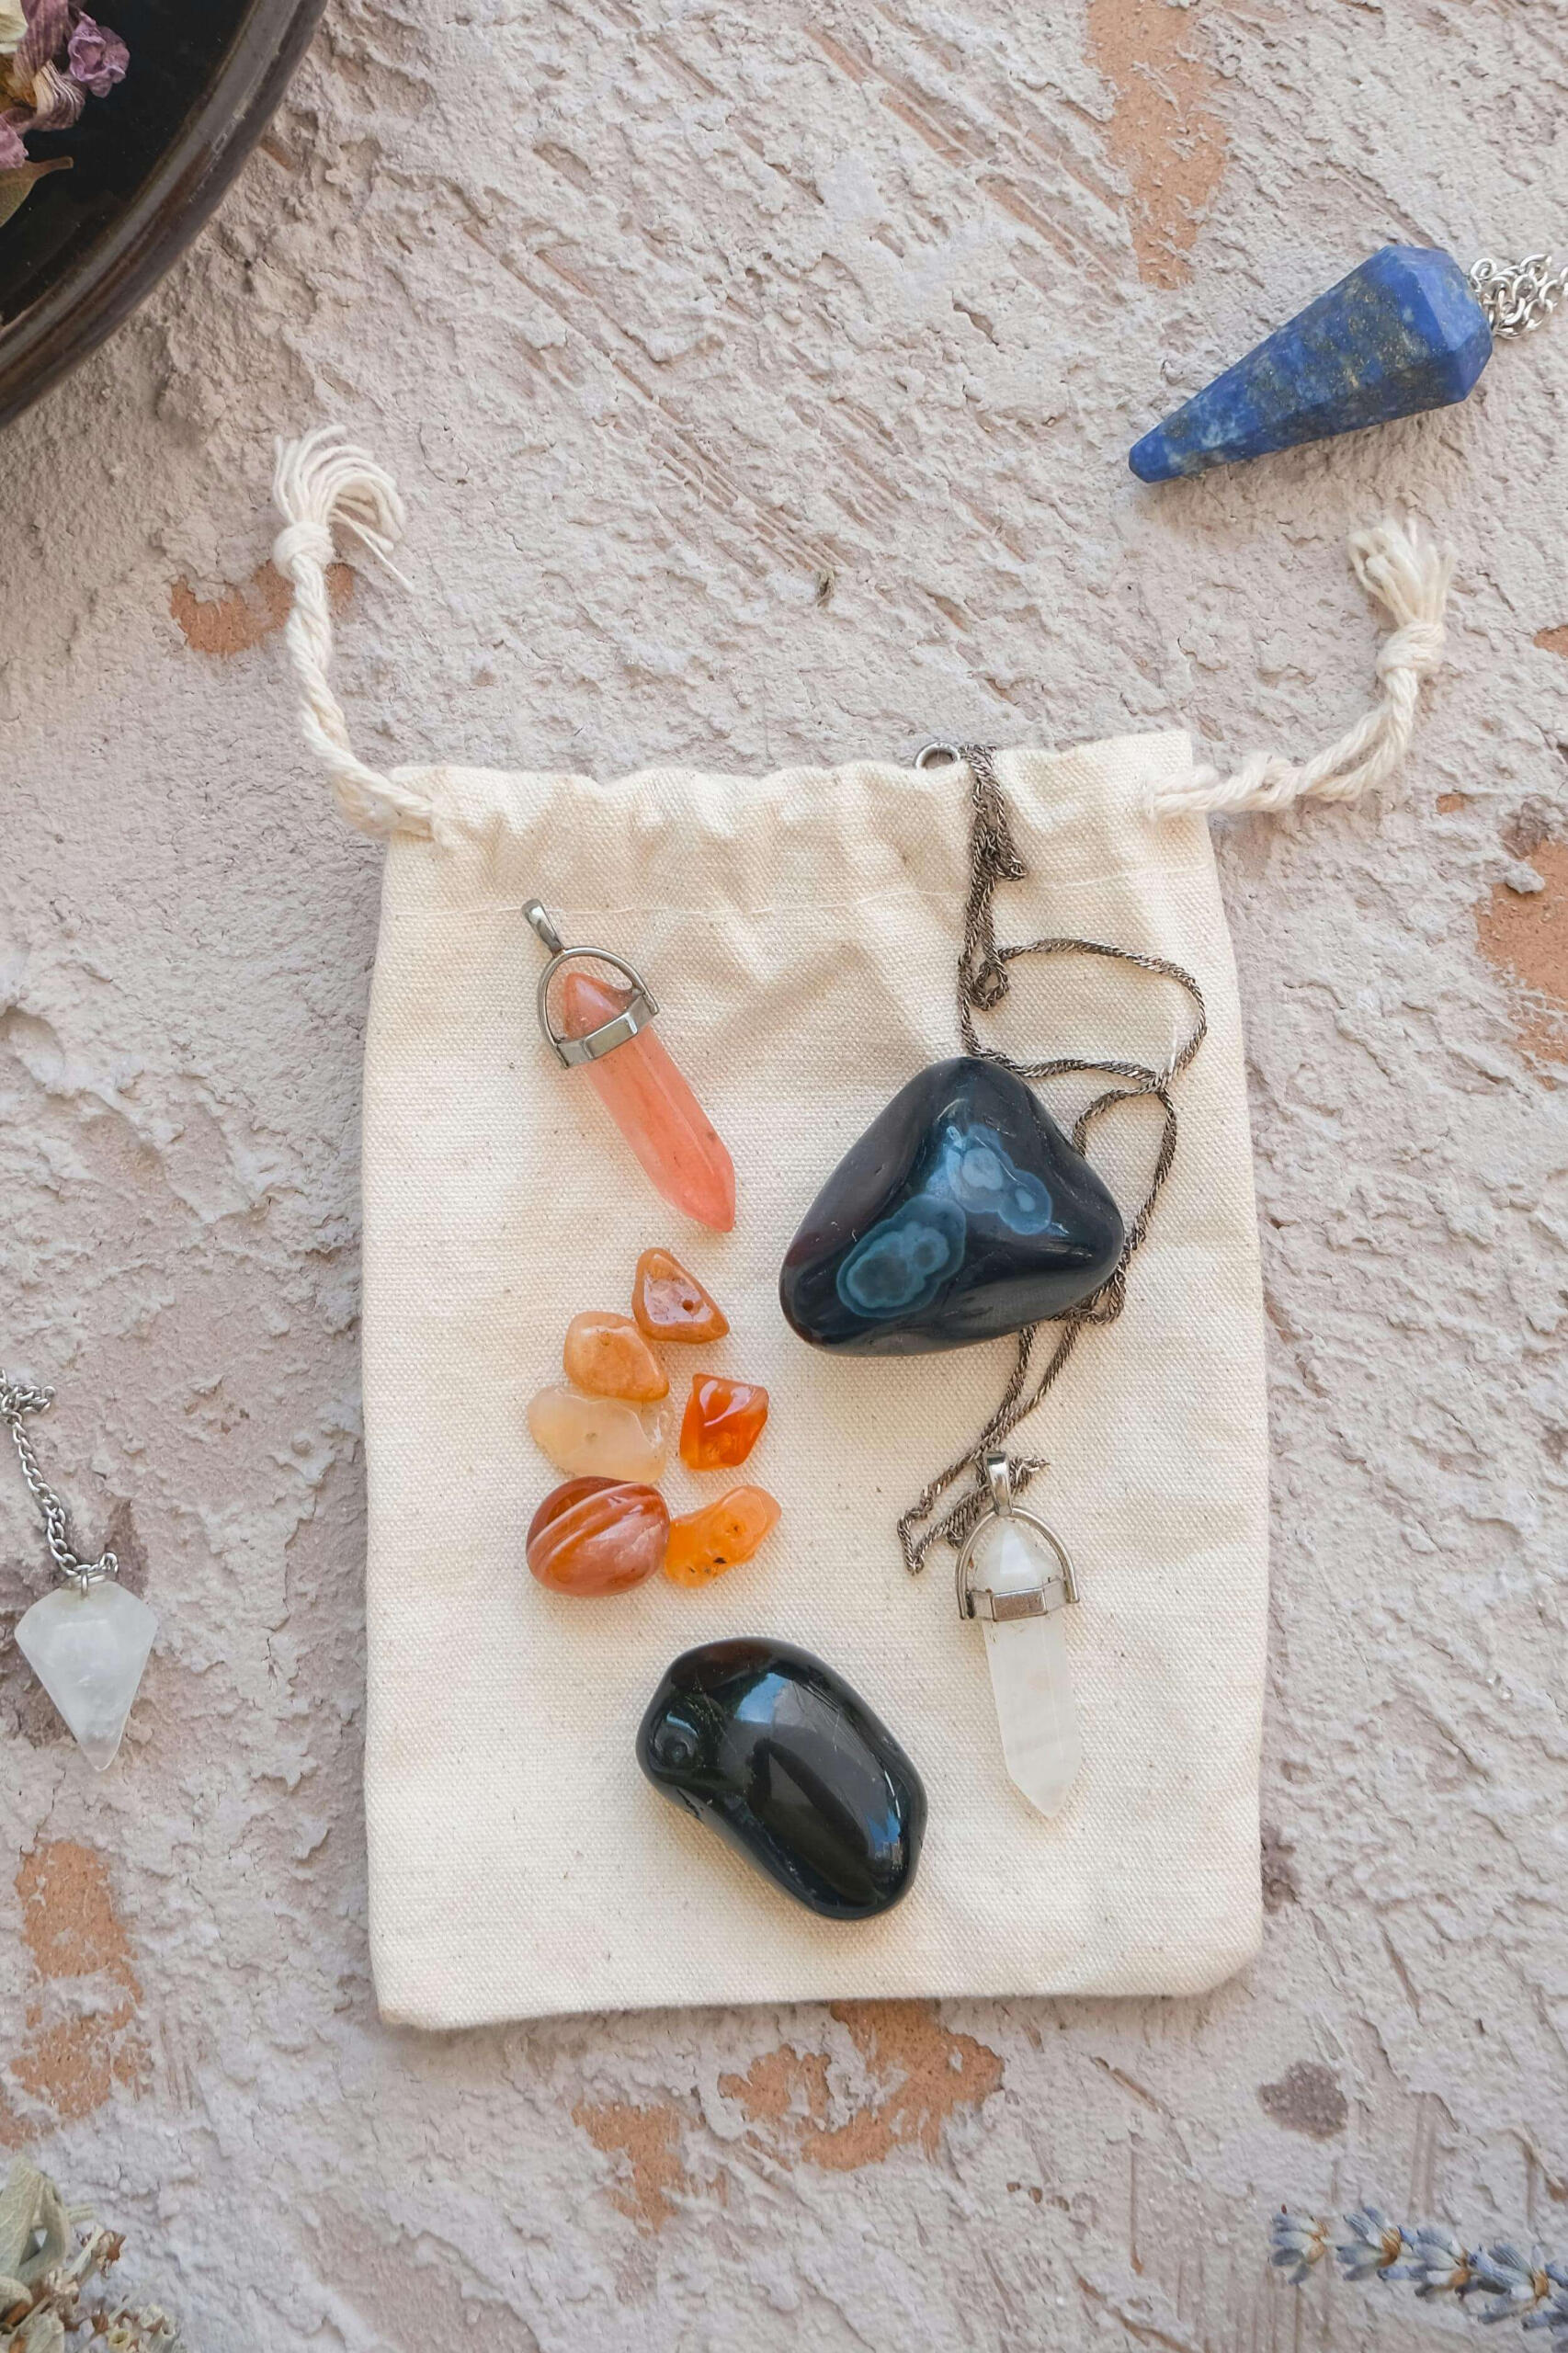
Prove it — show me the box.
[779,1056,1125,1355]
[636,1640,926,1920]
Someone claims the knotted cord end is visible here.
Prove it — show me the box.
[1156,515,1454,821]
[270,426,434,840]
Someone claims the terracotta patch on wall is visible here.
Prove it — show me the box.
[573,2098,692,2232]
[0,1842,149,2146]
[1084,0,1227,289]
[1476,837,1568,1066]
[574,2000,1005,2233]
[1533,625,1568,661]
[721,1998,1005,2173]
[169,559,351,657]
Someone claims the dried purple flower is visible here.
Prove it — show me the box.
[1274,2206,1568,2339]
[16,0,70,81]
[0,0,126,188]
[1335,2207,1409,2281]
[1472,2245,1555,2324]
[1524,2285,1568,2337]
[18,54,83,131]
[65,12,125,97]
[1392,2225,1482,2300]
[1269,2210,1331,2286]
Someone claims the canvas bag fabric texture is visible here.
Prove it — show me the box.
[361,738,1267,2028]
[268,433,1453,2030]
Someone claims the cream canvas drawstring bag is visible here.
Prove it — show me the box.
[269,430,1452,2031]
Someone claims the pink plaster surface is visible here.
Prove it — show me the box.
[2,2,1566,2345]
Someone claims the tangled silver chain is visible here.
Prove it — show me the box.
[0,1374,118,1590]
[895,748,1207,1576]
[1470,251,1566,338]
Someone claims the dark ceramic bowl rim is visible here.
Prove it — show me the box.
[0,0,326,433]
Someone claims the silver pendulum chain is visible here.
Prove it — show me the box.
[895,746,1208,1578]
[1470,251,1566,338]
[0,1374,119,1594]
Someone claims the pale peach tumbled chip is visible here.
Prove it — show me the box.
[631,1247,730,1344]
[528,1386,668,1482]
[563,1310,668,1402]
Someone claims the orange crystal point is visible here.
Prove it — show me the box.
[663,1485,781,1586]
[679,1374,769,1470]
[560,970,735,1233]
[563,1310,668,1402]
[528,1476,669,1596]
[631,1248,730,1345]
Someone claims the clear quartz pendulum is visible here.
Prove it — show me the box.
[2,1374,156,1772]
[956,1453,1083,1818]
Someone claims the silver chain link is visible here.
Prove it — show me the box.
[1470,252,1566,338]
[0,1374,118,1591]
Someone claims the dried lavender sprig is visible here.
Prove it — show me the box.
[1268,2210,1568,2335]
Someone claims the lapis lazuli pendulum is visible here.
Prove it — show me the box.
[1130,244,1494,482]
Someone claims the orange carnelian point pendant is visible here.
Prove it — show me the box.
[680,1375,769,1470]
[559,971,735,1233]
[664,1486,781,1586]
[632,1249,730,1345]
[523,903,734,1233]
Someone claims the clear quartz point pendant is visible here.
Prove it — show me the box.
[16,1578,157,1772]
[2,1373,157,1771]
[956,1453,1083,1818]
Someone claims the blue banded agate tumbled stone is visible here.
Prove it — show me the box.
[778,1057,1124,1355]
[637,1640,926,1919]
[1130,245,1493,483]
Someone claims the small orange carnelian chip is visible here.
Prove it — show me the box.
[679,1374,768,1471]
[631,1248,729,1344]
[563,1310,668,1402]
[663,1486,780,1586]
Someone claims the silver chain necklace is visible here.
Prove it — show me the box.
[1469,251,1565,338]
[2,1370,156,1772]
[1,1375,119,1590]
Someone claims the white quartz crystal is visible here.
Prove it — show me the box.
[971,1515,1083,1818]
[15,1579,157,1771]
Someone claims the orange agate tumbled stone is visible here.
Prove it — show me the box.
[679,1374,769,1470]
[631,1248,730,1345]
[528,1476,670,1597]
[663,1486,781,1586]
[563,1310,668,1403]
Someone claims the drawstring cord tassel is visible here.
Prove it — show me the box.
[1154,516,1454,819]
[270,427,435,839]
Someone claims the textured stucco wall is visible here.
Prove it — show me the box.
[2,2,1566,2347]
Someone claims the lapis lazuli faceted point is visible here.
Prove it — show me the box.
[1130,244,1494,483]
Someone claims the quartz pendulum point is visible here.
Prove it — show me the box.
[956,1456,1083,1819]
[16,1580,157,1772]
[525,903,735,1233]
[1130,245,1494,482]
